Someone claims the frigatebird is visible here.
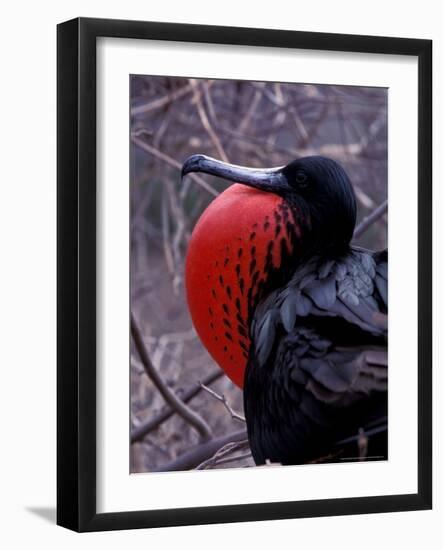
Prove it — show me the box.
[182,154,387,465]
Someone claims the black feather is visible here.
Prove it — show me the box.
[244,247,388,465]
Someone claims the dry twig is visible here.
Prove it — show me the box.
[190,79,229,162]
[199,382,246,423]
[131,312,213,442]
[131,83,194,116]
[131,370,224,442]
[131,132,219,197]
[353,199,388,239]
[195,439,251,470]
[152,430,248,472]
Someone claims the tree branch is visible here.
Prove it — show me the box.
[189,79,229,162]
[353,199,388,239]
[131,312,213,442]
[151,430,248,472]
[131,132,219,197]
[131,83,194,116]
[195,439,250,470]
[199,382,246,423]
[131,369,223,443]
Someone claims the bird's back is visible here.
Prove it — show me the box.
[244,247,388,465]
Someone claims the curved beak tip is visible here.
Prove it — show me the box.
[182,154,207,178]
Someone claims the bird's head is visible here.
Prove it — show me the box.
[280,156,357,253]
[182,154,357,387]
[183,154,357,256]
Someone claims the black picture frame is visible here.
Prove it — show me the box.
[57,17,432,532]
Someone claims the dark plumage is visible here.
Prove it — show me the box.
[245,248,387,464]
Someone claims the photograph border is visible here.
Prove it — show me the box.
[57,17,432,532]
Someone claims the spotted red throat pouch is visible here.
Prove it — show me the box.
[185,184,299,388]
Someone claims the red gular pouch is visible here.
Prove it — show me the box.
[185,184,300,388]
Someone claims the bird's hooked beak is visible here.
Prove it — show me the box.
[182,154,289,194]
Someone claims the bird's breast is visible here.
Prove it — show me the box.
[185,184,300,388]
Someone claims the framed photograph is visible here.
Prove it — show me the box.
[57,17,432,532]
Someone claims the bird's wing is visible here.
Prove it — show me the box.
[252,247,388,364]
[248,248,388,462]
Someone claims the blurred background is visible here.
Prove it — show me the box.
[130,76,387,473]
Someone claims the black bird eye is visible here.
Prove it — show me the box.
[295,171,308,188]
